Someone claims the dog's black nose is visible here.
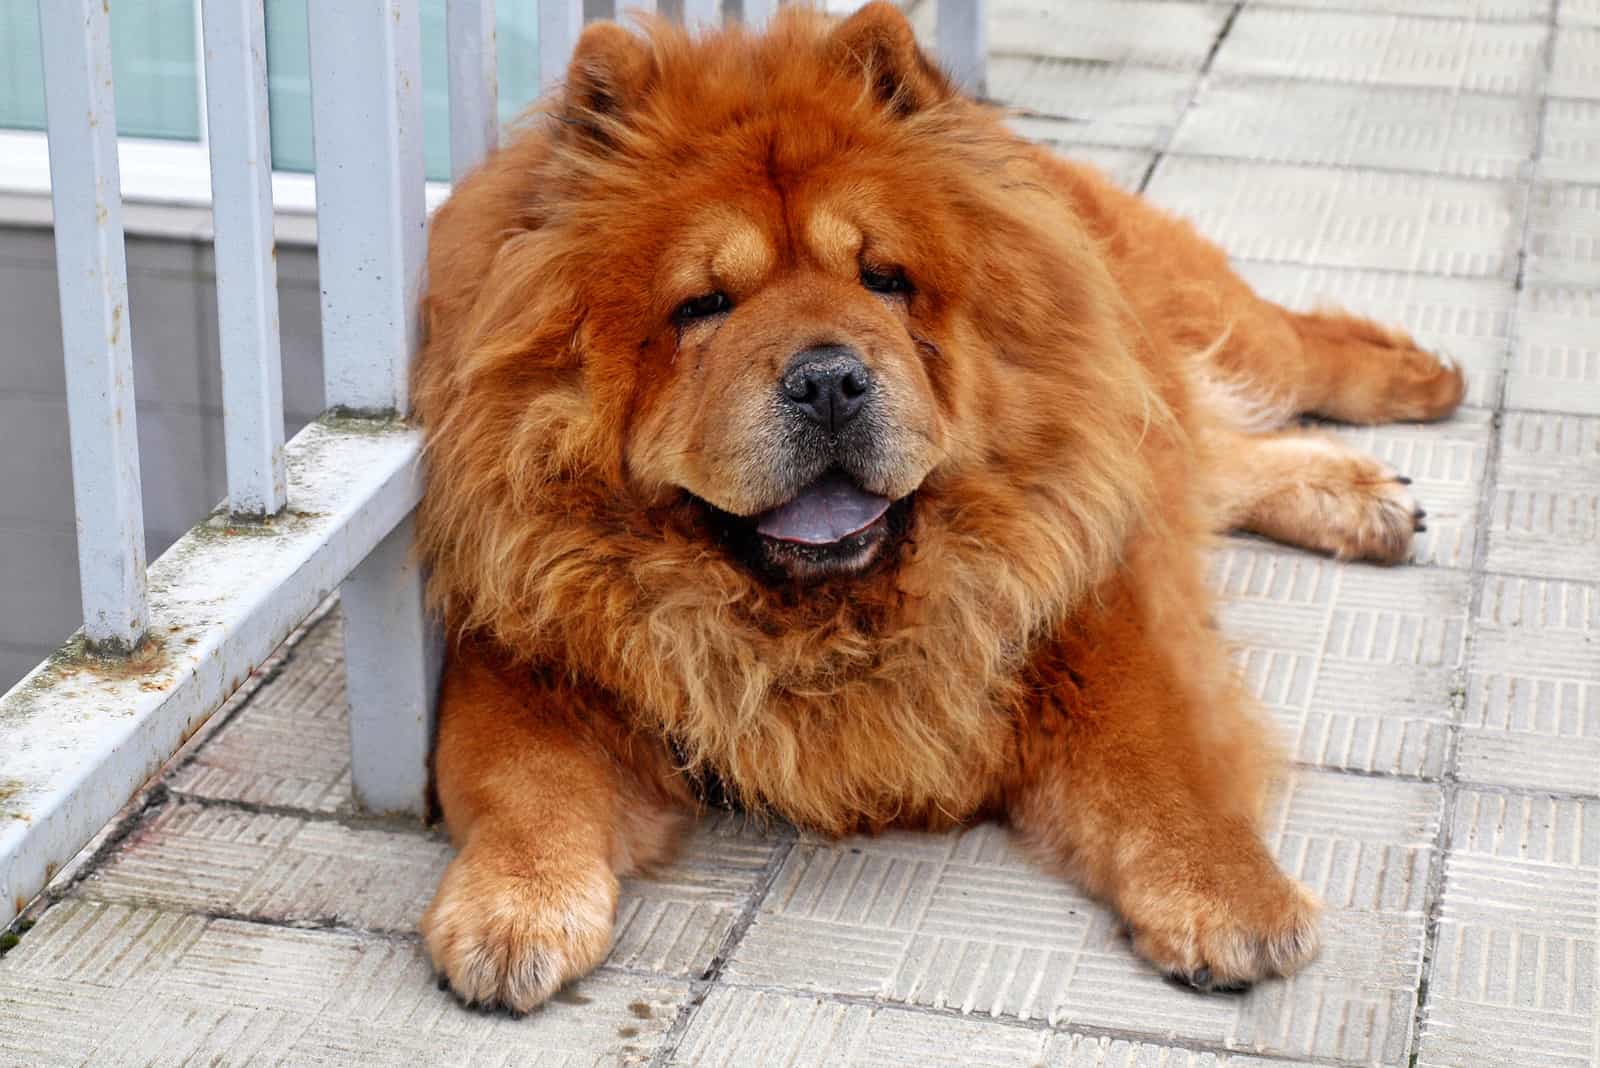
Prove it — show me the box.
[781,346,872,433]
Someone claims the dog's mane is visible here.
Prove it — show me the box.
[411,10,1169,832]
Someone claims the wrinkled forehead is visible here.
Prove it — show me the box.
[654,167,907,297]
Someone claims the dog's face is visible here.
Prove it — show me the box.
[624,180,954,581]
[547,10,1024,583]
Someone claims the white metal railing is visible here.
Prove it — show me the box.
[204,0,288,520]
[0,0,987,928]
[36,0,150,654]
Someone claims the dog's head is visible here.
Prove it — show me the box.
[416,3,1161,630]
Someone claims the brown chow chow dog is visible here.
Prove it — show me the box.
[412,3,1464,1012]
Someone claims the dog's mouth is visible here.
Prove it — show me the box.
[755,469,891,546]
[693,469,911,582]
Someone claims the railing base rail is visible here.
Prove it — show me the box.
[0,417,422,927]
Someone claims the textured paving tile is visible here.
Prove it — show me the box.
[989,59,1196,147]
[1054,145,1153,192]
[1231,263,1513,409]
[1253,0,1547,17]
[1549,26,1600,98]
[78,798,779,979]
[1485,412,1600,581]
[1508,284,1600,414]
[987,0,1228,69]
[80,801,452,932]
[723,771,1441,1066]
[1212,10,1549,94]
[1566,0,1600,24]
[910,0,1226,71]
[1145,158,1525,277]
[1010,118,1155,190]
[1171,77,1538,180]
[1525,182,1600,286]
[1457,574,1600,795]
[1214,543,1471,778]
[675,987,1312,1067]
[1540,99,1600,183]
[610,811,781,976]
[168,616,353,815]
[0,900,688,1067]
[1414,791,1600,1067]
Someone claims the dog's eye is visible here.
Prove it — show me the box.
[861,265,912,296]
[674,292,731,322]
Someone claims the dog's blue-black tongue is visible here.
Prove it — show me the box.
[755,472,890,546]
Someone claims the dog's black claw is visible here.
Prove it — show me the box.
[1415,522,1429,533]
[1414,508,1427,519]
[1165,966,1254,994]
[1396,475,1413,485]
[436,975,451,992]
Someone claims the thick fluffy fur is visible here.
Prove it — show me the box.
[413,5,1464,1011]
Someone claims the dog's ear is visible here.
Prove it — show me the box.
[560,22,655,147]
[828,2,954,117]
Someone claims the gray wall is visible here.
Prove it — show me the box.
[0,224,326,692]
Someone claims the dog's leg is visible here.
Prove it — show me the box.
[1282,310,1465,425]
[421,637,687,1013]
[1193,305,1465,430]
[1044,159,1463,428]
[1201,427,1425,564]
[1007,585,1320,991]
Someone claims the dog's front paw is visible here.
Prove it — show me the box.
[421,839,618,1013]
[1278,447,1424,565]
[1328,463,1425,565]
[1123,850,1321,992]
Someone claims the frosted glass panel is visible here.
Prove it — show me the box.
[261,0,312,172]
[0,0,201,140]
[264,0,544,182]
[1,0,545,182]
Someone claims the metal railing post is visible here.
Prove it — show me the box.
[202,0,288,519]
[939,0,987,97]
[742,0,776,29]
[36,0,149,654]
[307,0,426,414]
[340,514,442,816]
[682,0,721,27]
[540,0,584,91]
[447,0,499,182]
[308,0,437,816]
